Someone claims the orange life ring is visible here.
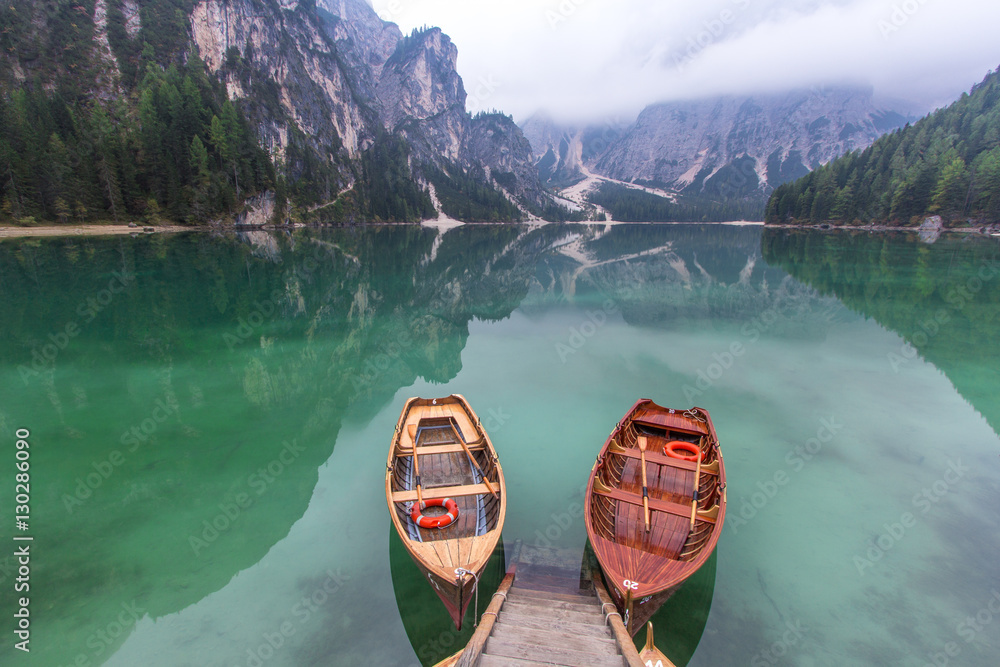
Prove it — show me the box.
[411,498,460,529]
[664,441,701,462]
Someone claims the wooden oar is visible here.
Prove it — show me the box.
[411,425,424,508]
[448,421,498,498]
[689,442,703,531]
[638,435,650,532]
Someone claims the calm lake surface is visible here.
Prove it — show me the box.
[1,223,998,667]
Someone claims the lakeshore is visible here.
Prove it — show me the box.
[0,224,197,239]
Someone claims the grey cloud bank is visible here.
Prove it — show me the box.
[369,0,1000,123]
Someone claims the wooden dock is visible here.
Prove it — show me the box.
[443,544,645,667]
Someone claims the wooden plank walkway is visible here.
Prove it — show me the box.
[447,544,644,667]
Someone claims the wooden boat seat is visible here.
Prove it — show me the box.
[633,419,705,436]
[594,486,717,525]
[396,442,487,457]
[392,482,493,504]
[609,444,719,475]
[631,409,709,434]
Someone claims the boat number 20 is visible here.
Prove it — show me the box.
[623,579,639,590]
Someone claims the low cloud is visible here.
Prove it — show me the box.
[370,0,1000,123]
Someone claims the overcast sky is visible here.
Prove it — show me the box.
[368,0,1000,124]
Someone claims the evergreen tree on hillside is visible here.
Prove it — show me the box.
[767,68,1000,226]
[0,60,274,223]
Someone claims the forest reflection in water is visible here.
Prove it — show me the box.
[0,223,996,666]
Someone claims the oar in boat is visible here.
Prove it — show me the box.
[410,424,424,508]
[447,421,498,498]
[688,442,703,531]
[638,435,650,532]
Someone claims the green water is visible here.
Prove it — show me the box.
[0,224,997,666]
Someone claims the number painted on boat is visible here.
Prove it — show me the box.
[623,579,639,590]
[645,661,664,667]
[640,595,651,604]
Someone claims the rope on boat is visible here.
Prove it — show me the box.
[455,567,481,627]
[683,408,707,423]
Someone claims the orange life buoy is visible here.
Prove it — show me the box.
[664,440,701,462]
[411,497,460,529]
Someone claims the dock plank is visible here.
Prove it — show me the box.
[489,623,618,657]
[496,614,613,640]
[507,587,595,604]
[478,655,586,667]
[484,636,622,667]
[455,543,642,667]
[501,596,604,618]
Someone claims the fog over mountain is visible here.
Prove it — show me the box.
[371,0,1000,124]
[522,86,911,192]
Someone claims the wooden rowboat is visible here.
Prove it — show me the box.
[385,394,506,630]
[585,399,726,636]
[639,622,677,667]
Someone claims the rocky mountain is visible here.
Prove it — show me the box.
[766,68,1000,227]
[520,113,627,188]
[523,87,911,209]
[0,0,557,223]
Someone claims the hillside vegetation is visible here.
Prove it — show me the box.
[0,2,550,225]
[587,182,763,222]
[766,68,1000,226]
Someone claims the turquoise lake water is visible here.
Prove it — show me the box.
[0,223,998,666]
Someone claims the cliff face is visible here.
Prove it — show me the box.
[377,27,466,161]
[190,0,374,163]
[598,88,909,192]
[192,0,551,217]
[524,88,910,197]
[520,114,627,187]
[373,25,547,210]
[0,0,552,222]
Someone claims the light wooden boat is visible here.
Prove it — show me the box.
[585,399,726,636]
[639,622,677,667]
[385,394,506,630]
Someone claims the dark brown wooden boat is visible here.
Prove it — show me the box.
[585,399,726,636]
[385,394,506,630]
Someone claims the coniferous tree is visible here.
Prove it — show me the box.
[767,68,1000,226]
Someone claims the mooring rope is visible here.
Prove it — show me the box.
[455,567,481,627]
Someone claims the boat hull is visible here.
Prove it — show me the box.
[585,399,727,636]
[606,573,678,636]
[385,394,506,630]
[414,555,479,630]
